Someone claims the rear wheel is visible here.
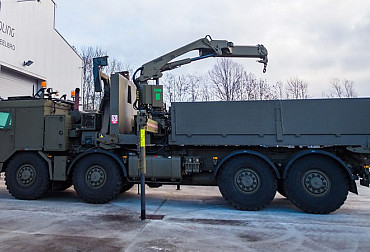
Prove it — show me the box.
[218,156,277,211]
[284,156,349,214]
[73,154,123,203]
[5,152,50,200]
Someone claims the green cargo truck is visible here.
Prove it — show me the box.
[0,36,369,214]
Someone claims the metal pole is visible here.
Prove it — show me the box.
[140,125,146,220]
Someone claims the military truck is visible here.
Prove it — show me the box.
[0,36,369,214]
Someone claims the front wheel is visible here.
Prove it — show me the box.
[5,152,50,200]
[284,156,349,214]
[218,156,277,211]
[73,154,123,203]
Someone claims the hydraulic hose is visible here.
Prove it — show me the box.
[133,67,144,110]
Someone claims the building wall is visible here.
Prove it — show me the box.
[0,0,82,99]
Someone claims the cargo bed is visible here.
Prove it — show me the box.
[169,98,370,147]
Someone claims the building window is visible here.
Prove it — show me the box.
[128,86,132,104]
[0,112,12,129]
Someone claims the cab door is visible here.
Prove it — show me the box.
[0,109,15,162]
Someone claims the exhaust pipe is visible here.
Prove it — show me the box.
[74,88,80,111]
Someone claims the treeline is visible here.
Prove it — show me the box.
[162,58,357,105]
[78,47,357,110]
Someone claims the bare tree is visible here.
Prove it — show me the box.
[269,81,284,100]
[80,46,107,110]
[343,79,357,98]
[324,78,357,98]
[162,58,284,103]
[209,59,282,101]
[108,59,134,78]
[163,74,189,104]
[208,58,243,101]
[107,58,123,75]
[199,77,215,102]
[241,72,258,100]
[285,77,310,99]
[256,78,273,100]
[162,73,216,105]
[187,75,202,102]
[239,72,278,101]
[328,78,343,98]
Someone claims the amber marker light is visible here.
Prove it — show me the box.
[213,156,218,165]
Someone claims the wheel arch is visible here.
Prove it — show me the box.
[283,150,357,194]
[2,151,51,179]
[1,153,13,173]
[0,149,17,173]
[214,150,280,179]
[67,148,127,177]
[1,150,27,173]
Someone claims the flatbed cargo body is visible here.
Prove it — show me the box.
[170,98,370,147]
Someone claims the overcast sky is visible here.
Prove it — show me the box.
[55,0,370,98]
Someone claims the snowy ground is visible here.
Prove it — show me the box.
[0,177,369,251]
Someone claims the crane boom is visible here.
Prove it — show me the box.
[134,35,268,85]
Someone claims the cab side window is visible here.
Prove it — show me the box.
[0,112,12,129]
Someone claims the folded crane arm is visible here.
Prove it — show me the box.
[135,35,268,85]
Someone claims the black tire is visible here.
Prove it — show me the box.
[284,155,349,214]
[277,179,287,198]
[73,154,123,204]
[5,152,50,200]
[120,182,134,193]
[218,156,277,211]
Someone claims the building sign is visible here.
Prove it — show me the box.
[0,0,16,51]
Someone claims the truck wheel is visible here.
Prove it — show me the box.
[73,155,123,203]
[5,152,50,200]
[284,156,349,214]
[218,156,277,211]
[120,182,134,193]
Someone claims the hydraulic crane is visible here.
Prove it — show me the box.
[133,35,267,100]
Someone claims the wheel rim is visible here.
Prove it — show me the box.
[16,164,36,186]
[86,165,106,189]
[234,168,260,194]
[302,169,331,196]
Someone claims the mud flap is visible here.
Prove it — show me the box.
[360,168,370,188]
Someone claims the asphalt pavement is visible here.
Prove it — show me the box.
[0,176,369,252]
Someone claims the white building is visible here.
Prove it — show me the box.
[0,0,82,99]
